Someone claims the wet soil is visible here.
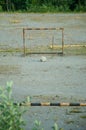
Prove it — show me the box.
[0,13,86,130]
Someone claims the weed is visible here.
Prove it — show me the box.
[0,81,25,130]
[65,120,74,124]
[69,109,83,113]
[32,120,44,130]
[80,115,86,119]
[53,123,58,130]
[32,120,58,130]
[0,82,61,130]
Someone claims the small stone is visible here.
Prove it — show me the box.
[40,56,47,62]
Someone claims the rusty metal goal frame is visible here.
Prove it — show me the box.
[23,27,64,56]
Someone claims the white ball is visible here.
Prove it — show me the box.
[40,56,47,62]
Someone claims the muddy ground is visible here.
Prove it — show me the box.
[0,13,86,130]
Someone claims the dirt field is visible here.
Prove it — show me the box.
[0,13,86,130]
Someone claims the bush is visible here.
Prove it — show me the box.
[75,5,86,12]
[0,81,25,130]
[0,81,59,130]
[0,5,3,12]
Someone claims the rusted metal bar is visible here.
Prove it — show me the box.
[62,28,64,54]
[23,27,64,30]
[52,35,54,49]
[26,52,63,55]
[22,28,26,56]
[13,102,86,106]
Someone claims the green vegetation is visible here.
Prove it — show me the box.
[0,81,25,130]
[80,115,86,119]
[0,45,86,55]
[0,0,86,12]
[32,120,44,130]
[64,45,86,55]
[0,81,59,130]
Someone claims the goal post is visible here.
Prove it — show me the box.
[23,27,64,56]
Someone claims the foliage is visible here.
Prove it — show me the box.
[0,5,3,12]
[53,123,58,130]
[0,81,60,130]
[0,0,86,12]
[32,120,58,130]
[32,120,44,130]
[0,81,25,130]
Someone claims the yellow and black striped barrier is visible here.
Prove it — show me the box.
[14,102,86,106]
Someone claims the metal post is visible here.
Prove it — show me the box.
[23,28,26,56]
[62,28,64,54]
[52,35,54,49]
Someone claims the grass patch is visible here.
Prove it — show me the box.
[0,65,20,74]
[65,120,74,124]
[80,115,86,119]
[0,48,23,53]
[64,46,86,55]
[9,19,21,24]
[69,109,83,113]
[0,44,86,55]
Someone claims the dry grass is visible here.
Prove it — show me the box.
[0,44,86,55]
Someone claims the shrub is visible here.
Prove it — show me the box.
[0,81,25,130]
[0,81,59,130]
[0,5,3,12]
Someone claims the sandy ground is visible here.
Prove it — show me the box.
[0,55,86,99]
[0,13,86,130]
[0,13,86,49]
[0,54,86,130]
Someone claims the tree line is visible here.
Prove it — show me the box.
[0,0,86,12]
